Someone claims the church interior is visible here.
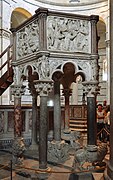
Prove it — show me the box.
[0,0,113,179]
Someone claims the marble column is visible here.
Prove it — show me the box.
[34,80,53,170]
[11,85,25,138]
[106,0,113,179]
[39,95,48,169]
[11,84,26,165]
[31,94,38,149]
[87,96,97,145]
[63,88,72,133]
[83,82,99,159]
[54,80,61,141]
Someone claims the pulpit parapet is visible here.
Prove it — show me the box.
[11,8,99,66]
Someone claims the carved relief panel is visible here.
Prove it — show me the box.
[47,16,90,53]
[16,20,39,60]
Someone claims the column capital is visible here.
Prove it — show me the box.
[82,81,100,97]
[11,84,26,97]
[34,80,53,96]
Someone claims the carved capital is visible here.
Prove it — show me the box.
[34,80,53,96]
[11,84,26,97]
[82,81,100,97]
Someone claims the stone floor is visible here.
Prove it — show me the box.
[0,147,109,180]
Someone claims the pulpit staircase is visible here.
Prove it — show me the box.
[0,45,13,95]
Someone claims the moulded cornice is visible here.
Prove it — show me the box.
[33,0,107,7]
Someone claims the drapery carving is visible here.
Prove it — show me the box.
[16,20,39,59]
[47,16,89,53]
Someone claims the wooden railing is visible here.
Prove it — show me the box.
[0,45,13,76]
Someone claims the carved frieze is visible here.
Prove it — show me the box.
[47,16,90,53]
[16,20,39,60]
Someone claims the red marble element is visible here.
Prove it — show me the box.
[14,105,22,137]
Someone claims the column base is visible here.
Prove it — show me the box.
[31,167,51,180]
[61,130,81,155]
[48,140,69,163]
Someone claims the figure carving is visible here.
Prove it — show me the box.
[36,55,50,80]
[90,59,99,81]
[17,20,39,59]
[47,16,89,52]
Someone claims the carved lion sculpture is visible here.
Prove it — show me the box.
[12,138,26,165]
[73,143,107,170]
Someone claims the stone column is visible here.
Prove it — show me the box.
[39,95,48,169]
[87,92,97,146]
[62,88,72,133]
[83,82,99,146]
[11,85,25,138]
[31,94,38,149]
[83,81,99,160]
[54,80,61,141]
[90,15,99,54]
[34,80,53,170]
[11,84,26,165]
[106,0,113,179]
[29,82,38,150]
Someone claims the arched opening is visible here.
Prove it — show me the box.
[11,8,32,28]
